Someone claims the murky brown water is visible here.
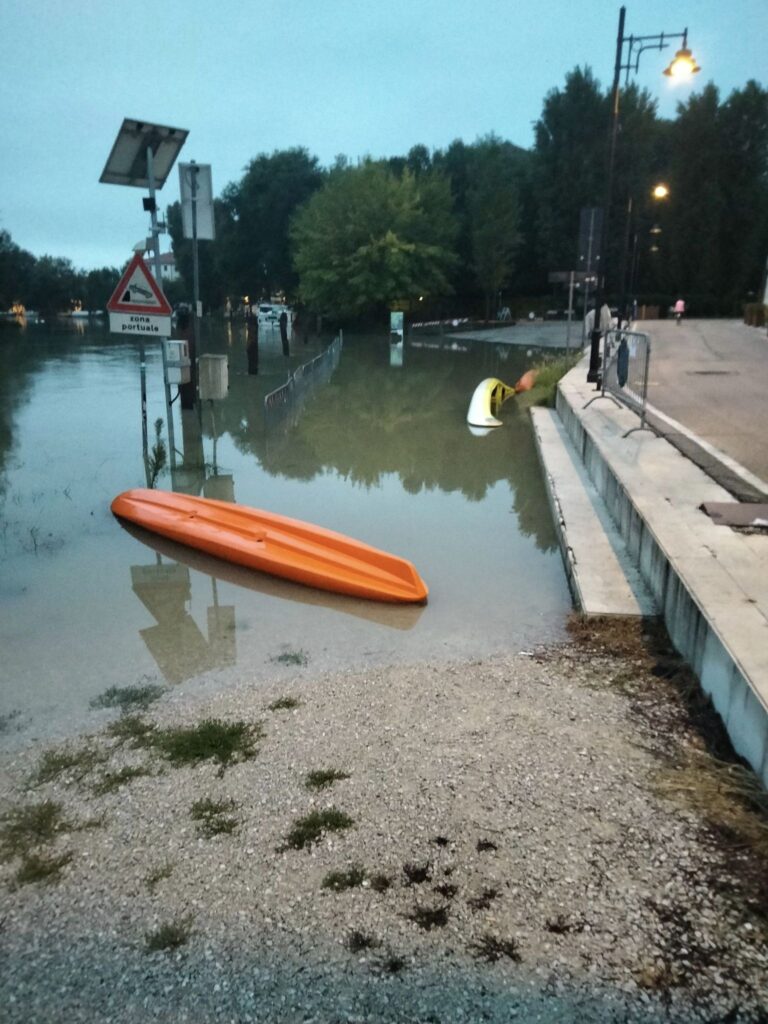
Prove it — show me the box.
[0,318,571,747]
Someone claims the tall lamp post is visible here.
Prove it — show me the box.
[587,6,700,383]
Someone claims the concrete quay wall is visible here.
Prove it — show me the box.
[555,365,768,787]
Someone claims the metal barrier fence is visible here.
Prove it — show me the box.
[584,328,652,437]
[264,331,343,434]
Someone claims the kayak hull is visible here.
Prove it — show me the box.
[111,489,428,605]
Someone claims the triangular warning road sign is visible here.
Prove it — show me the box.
[107,253,173,315]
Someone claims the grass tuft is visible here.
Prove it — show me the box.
[467,887,500,911]
[405,904,449,930]
[153,718,263,769]
[469,933,522,962]
[145,861,174,891]
[190,797,239,837]
[1,800,67,859]
[345,929,381,953]
[369,873,392,893]
[305,768,350,790]
[267,696,302,711]
[403,861,431,885]
[145,916,192,952]
[106,714,156,747]
[271,648,309,667]
[92,766,151,796]
[282,808,354,850]
[90,683,165,712]
[15,849,73,885]
[322,863,366,891]
[33,744,108,785]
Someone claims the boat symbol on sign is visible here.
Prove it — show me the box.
[122,283,153,302]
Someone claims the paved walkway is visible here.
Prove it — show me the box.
[630,319,768,498]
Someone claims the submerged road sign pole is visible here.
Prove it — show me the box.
[106,253,175,484]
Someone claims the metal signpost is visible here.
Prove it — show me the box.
[100,119,189,466]
[179,162,215,385]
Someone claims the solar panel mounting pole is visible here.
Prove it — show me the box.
[146,145,177,467]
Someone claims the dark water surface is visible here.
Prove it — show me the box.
[0,319,571,747]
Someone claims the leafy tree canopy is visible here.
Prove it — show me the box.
[291,160,458,317]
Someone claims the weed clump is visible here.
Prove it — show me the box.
[322,863,366,891]
[267,696,302,711]
[369,873,392,893]
[91,684,165,712]
[92,766,151,796]
[0,801,67,859]
[106,714,156,747]
[145,861,174,891]
[305,768,350,790]
[15,850,73,886]
[470,933,522,962]
[345,930,381,953]
[153,719,263,769]
[283,808,354,850]
[467,887,499,911]
[405,905,449,930]
[271,649,309,667]
[190,797,239,837]
[403,861,431,886]
[145,917,192,952]
[33,744,108,785]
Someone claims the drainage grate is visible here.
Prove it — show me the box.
[687,370,737,376]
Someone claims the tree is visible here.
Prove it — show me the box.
[533,67,609,276]
[0,230,35,309]
[82,266,120,311]
[467,137,523,318]
[27,255,78,315]
[718,81,768,308]
[290,161,458,319]
[220,148,324,300]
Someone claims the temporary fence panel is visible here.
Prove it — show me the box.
[263,332,343,437]
[600,329,652,434]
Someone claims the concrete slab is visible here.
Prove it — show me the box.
[531,407,656,618]
[555,358,768,786]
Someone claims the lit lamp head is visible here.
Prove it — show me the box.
[652,184,670,200]
[663,46,701,79]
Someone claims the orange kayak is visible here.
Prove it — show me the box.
[111,489,428,605]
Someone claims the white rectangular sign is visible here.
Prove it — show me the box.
[179,162,215,240]
[109,311,172,336]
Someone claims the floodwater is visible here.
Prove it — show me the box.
[0,318,572,748]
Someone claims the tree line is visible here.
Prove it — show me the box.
[3,68,767,320]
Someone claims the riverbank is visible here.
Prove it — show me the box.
[1,622,766,1023]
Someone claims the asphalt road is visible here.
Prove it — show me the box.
[635,318,768,495]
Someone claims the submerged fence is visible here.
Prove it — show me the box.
[264,331,343,435]
[587,328,652,436]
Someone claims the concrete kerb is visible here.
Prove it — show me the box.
[554,357,768,787]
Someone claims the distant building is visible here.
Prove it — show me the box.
[154,252,179,283]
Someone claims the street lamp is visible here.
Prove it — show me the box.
[586,7,699,383]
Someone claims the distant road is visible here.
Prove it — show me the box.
[638,319,768,493]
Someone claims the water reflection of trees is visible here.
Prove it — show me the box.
[214,335,556,550]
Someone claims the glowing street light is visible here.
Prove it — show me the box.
[664,46,701,79]
[652,183,670,200]
[586,7,700,383]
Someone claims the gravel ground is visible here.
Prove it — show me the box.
[0,636,766,1023]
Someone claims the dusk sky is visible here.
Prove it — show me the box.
[2,0,764,271]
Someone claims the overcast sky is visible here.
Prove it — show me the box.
[2,0,763,271]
